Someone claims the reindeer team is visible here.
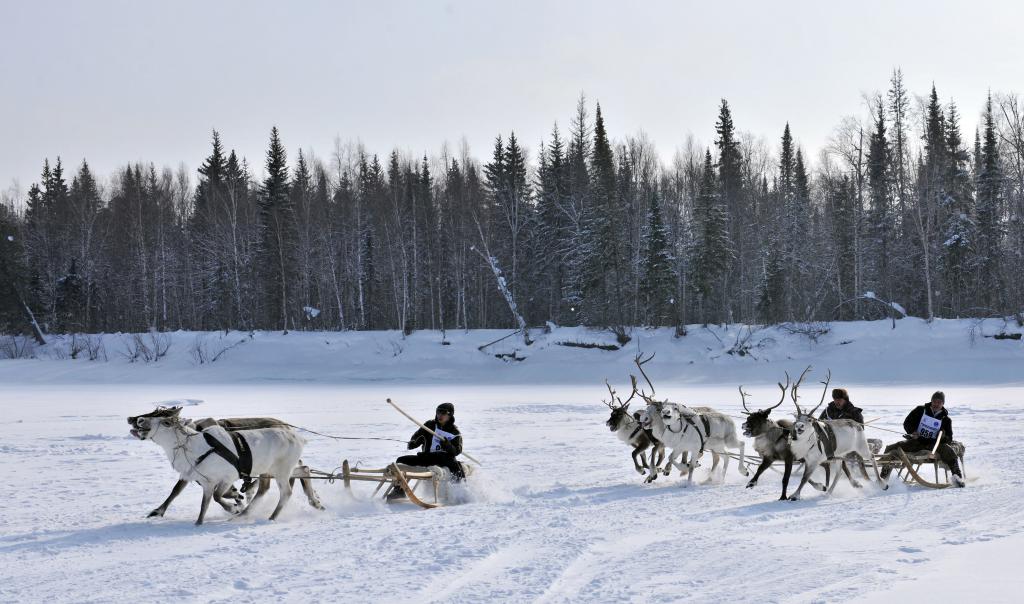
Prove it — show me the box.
[128,355,881,526]
[604,355,887,500]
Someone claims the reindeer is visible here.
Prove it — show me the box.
[130,406,306,525]
[786,368,887,500]
[659,403,748,482]
[631,354,747,486]
[604,378,666,482]
[739,375,811,500]
[128,410,325,518]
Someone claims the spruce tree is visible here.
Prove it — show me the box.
[975,93,1005,310]
[714,100,744,320]
[257,126,294,331]
[690,150,733,324]
[584,103,621,327]
[639,187,677,325]
[941,101,974,315]
[865,100,893,309]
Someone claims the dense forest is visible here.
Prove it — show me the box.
[2,70,1024,340]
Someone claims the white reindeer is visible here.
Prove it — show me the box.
[786,368,887,500]
[661,403,747,482]
[130,406,306,524]
[631,354,748,485]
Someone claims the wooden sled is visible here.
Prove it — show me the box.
[332,460,472,509]
[875,433,967,489]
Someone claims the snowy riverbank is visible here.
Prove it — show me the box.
[1,319,1023,603]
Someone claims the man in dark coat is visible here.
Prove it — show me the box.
[880,391,964,487]
[819,388,864,423]
[394,402,465,480]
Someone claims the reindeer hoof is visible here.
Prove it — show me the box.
[147,509,163,518]
[746,481,756,489]
[789,495,800,501]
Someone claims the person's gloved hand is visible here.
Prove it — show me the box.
[439,438,454,454]
[407,439,418,450]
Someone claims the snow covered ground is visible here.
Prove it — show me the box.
[1,320,1023,603]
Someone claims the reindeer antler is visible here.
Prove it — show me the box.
[809,368,832,416]
[768,372,791,411]
[738,385,753,413]
[633,352,657,398]
[790,366,812,414]
[603,380,620,410]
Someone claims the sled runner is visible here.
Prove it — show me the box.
[875,432,967,489]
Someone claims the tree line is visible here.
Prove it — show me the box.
[2,70,1023,340]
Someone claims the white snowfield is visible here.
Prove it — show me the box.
[1,319,1023,603]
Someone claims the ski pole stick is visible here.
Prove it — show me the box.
[386,398,482,466]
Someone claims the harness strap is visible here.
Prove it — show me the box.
[681,414,706,455]
[199,431,253,479]
[628,424,645,441]
[812,422,837,458]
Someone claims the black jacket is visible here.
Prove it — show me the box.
[408,419,463,456]
[903,404,953,443]
[819,402,864,423]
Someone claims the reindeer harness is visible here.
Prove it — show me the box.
[195,431,254,480]
[666,411,709,454]
[811,421,838,458]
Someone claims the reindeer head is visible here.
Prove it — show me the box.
[739,374,790,437]
[790,367,831,437]
[604,378,637,432]
[660,402,689,425]
[128,406,182,440]
[635,398,665,430]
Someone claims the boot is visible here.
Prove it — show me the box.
[385,484,407,501]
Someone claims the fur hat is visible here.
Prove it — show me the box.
[831,388,850,402]
[435,402,455,416]
[931,391,945,402]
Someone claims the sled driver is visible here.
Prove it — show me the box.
[879,391,964,487]
[387,402,465,500]
[818,388,864,423]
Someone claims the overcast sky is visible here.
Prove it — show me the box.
[3,0,1023,195]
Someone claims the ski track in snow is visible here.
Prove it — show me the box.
[2,322,1024,603]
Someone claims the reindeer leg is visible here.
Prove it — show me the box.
[826,460,844,494]
[240,477,271,517]
[269,475,294,521]
[631,445,647,474]
[300,477,325,510]
[196,485,214,526]
[702,452,719,485]
[149,479,187,518]
[685,451,697,487]
[747,457,773,488]
[662,451,679,476]
[292,464,326,510]
[843,460,863,488]
[653,444,665,470]
[790,461,816,500]
[868,450,888,490]
[737,442,749,477]
[779,456,793,500]
[213,487,243,514]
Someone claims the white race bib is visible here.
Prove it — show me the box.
[917,414,942,439]
[430,427,457,452]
